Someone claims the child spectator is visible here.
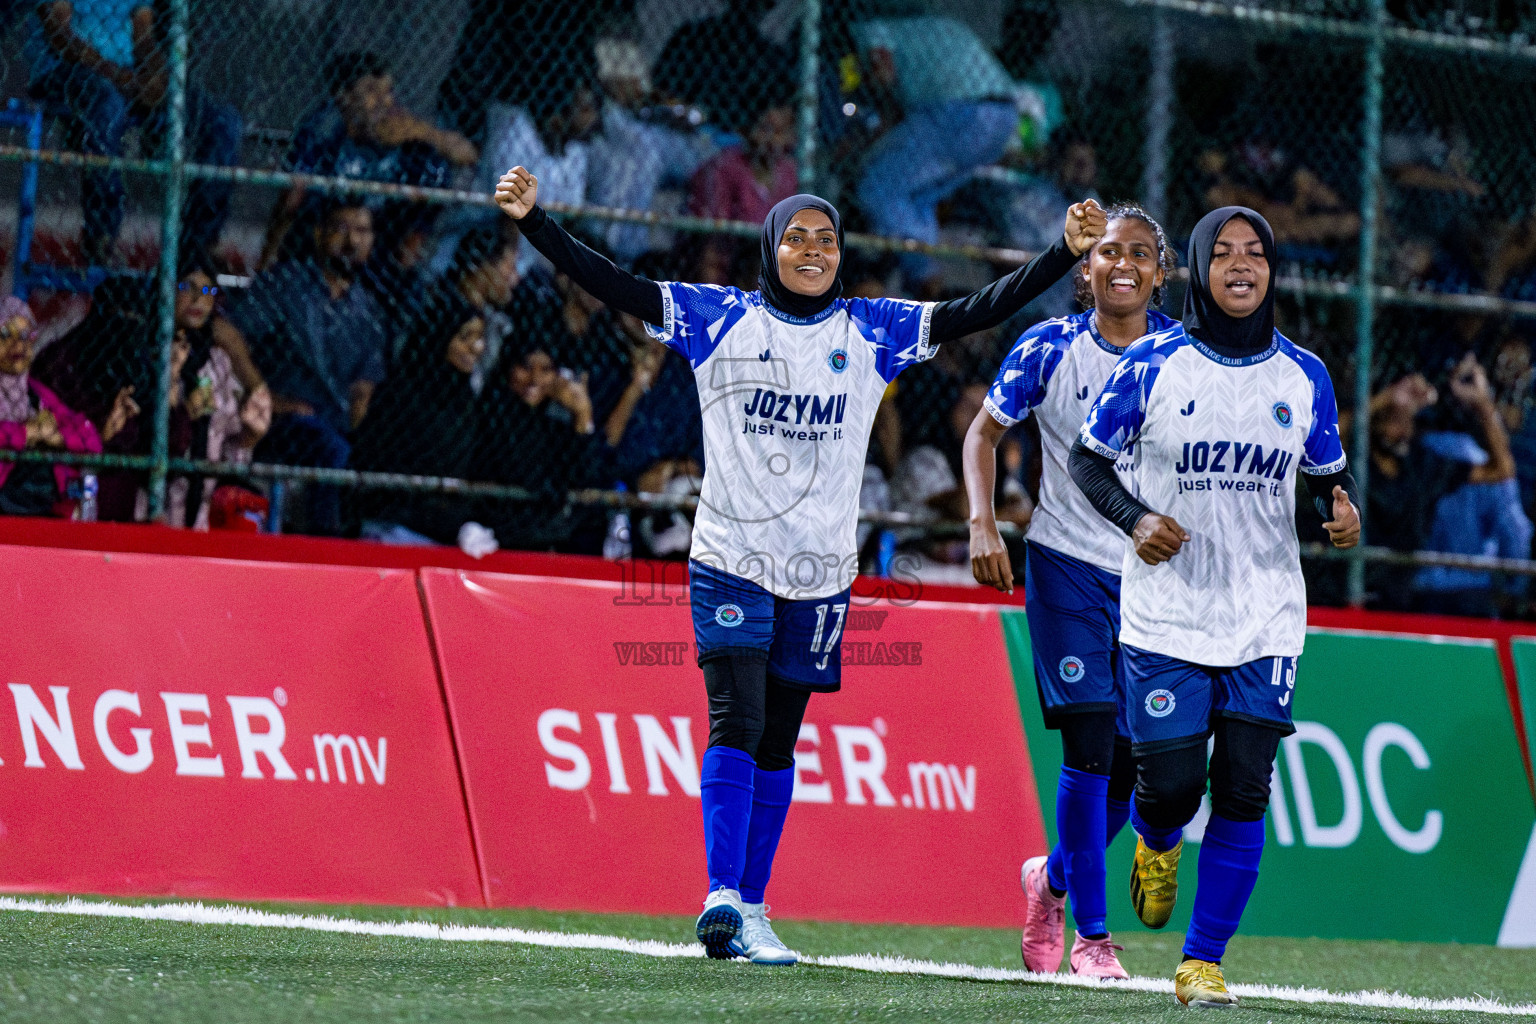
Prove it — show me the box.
[0,297,102,516]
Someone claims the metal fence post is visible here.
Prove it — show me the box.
[1143,7,1174,222]
[148,0,189,520]
[796,0,821,196]
[1349,0,1385,607]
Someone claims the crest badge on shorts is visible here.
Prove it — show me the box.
[715,604,745,627]
[1145,689,1176,717]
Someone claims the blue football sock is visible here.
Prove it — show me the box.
[738,766,795,904]
[1045,844,1067,895]
[1183,814,1265,963]
[1057,766,1111,937]
[1106,797,1131,846]
[1130,800,1185,852]
[700,746,756,892]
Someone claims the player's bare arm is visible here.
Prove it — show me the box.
[1322,486,1360,549]
[963,408,1015,593]
[1064,199,1108,257]
[1132,512,1190,565]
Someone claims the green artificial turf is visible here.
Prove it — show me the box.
[0,898,1531,1023]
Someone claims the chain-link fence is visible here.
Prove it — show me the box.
[1,0,1534,612]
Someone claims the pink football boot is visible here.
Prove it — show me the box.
[1020,855,1067,973]
[1069,932,1129,980]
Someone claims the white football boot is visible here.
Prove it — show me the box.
[739,902,799,965]
[695,886,746,959]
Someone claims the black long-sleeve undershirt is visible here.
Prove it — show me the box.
[515,204,1082,342]
[1068,440,1362,537]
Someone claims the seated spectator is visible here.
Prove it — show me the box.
[685,99,797,281]
[362,203,443,363]
[1494,334,1536,518]
[443,223,521,392]
[348,292,484,545]
[999,136,1100,316]
[26,0,242,260]
[1364,359,1519,612]
[472,337,606,552]
[234,199,385,534]
[36,254,271,527]
[477,70,598,241]
[263,51,477,267]
[506,234,635,425]
[585,32,710,262]
[652,0,793,137]
[0,297,102,516]
[1412,354,1530,616]
[852,14,1030,290]
[1200,141,1359,266]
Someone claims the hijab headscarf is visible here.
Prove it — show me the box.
[0,296,38,422]
[757,193,844,319]
[1183,206,1277,358]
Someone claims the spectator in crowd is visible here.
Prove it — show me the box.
[653,0,793,136]
[362,203,443,363]
[443,223,521,392]
[472,336,606,552]
[348,291,484,545]
[263,51,477,268]
[689,101,797,224]
[1494,334,1536,518]
[1001,136,1100,316]
[476,70,599,273]
[585,31,710,262]
[26,0,242,261]
[1198,140,1359,266]
[852,13,1029,291]
[1364,356,1521,612]
[0,297,102,517]
[436,0,628,144]
[507,233,636,425]
[235,199,386,534]
[39,253,270,527]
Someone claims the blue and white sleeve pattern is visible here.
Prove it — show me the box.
[846,297,938,384]
[983,321,1071,427]
[1079,334,1169,458]
[1292,346,1348,475]
[646,282,749,368]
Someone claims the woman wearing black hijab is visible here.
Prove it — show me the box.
[348,289,486,543]
[1067,207,1361,1006]
[496,164,1106,965]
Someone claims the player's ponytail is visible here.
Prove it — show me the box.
[1072,202,1178,311]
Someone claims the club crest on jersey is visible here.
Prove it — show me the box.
[828,348,849,374]
[714,604,745,628]
[1058,656,1086,683]
[1145,689,1176,717]
[1273,401,1293,428]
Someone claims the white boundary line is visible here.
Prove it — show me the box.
[2,896,1533,1016]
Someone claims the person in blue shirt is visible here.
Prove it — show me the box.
[27,0,242,261]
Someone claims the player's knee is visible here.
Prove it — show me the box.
[754,679,811,772]
[1209,720,1283,822]
[1134,744,1207,830]
[1107,737,1136,804]
[703,655,766,755]
[1059,711,1118,775]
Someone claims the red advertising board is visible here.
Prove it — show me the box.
[420,568,1046,927]
[0,545,481,906]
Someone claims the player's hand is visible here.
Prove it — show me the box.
[969,520,1014,593]
[1132,512,1189,565]
[495,166,539,220]
[1323,486,1360,549]
[1064,198,1107,256]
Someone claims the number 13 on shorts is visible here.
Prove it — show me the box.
[811,602,847,670]
[1270,656,1297,707]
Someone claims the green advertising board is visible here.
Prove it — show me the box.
[1002,611,1536,945]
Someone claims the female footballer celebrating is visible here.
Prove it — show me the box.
[1071,206,1360,1005]
[496,165,1105,964]
[965,203,1178,979]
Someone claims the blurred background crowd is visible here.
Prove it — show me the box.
[2,0,1536,616]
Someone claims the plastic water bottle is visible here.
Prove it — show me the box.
[604,483,633,561]
[78,473,98,522]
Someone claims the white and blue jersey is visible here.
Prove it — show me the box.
[1079,325,1346,667]
[649,283,936,600]
[985,309,1178,574]
[985,309,1177,729]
